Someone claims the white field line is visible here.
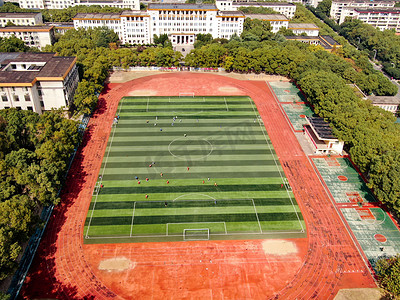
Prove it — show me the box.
[85,98,125,238]
[130,201,137,237]
[248,98,305,233]
[251,199,263,233]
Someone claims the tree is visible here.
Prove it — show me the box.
[317,0,332,16]
[73,80,101,115]
[376,255,400,297]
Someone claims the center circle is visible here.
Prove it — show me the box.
[168,137,213,161]
[338,175,348,181]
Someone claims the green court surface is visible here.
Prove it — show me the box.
[312,158,377,204]
[84,96,306,244]
[281,103,315,131]
[269,81,306,103]
[313,157,400,267]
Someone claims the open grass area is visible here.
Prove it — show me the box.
[84,96,305,244]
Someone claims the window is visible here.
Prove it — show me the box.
[13,95,19,102]
[1,95,7,102]
[27,106,33,111]
[25,94,31,101]
[15,106,21,110]
[40,100,44,107]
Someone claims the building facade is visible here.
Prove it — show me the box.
[352,7,400,31]
[0,52,79,114]
[18,0,139,10]
[0,12,43,27]
[330,0,395,23]
[288,23,319,36]
[0,26,55,49]
[73,4,245,45]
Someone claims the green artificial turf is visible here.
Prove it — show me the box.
[84,96,306,244]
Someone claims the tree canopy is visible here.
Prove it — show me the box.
[0,109,80,280]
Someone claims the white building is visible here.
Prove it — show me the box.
[231,1,297,19]
[0,12,43,27]
[304,117,344,155]
[0,52,79,114]
[73,4,244,45]
[288,23,319,36]
[368,96,400,114]
[330,0,394,23]
[352,7,400,31]
[0,26,55,49]
[18,0,139,10]
[245,14,289,33]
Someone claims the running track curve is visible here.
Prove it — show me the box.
[21,73,376,299]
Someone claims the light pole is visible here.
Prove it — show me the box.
[373,49,377,61]
[357,37,361,49]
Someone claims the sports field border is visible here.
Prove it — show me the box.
[21,73,376,300]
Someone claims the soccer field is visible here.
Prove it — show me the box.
[84,96,305,244]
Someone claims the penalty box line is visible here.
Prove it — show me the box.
[129,198,263,237]
[166,222,227,236]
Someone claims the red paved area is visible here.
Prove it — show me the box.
[21,73,376,299]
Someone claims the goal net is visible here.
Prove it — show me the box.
[183,228,210,241]
[179,92,195,98]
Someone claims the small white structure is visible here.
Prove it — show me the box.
[288,23,319,36]
[0,12,43,27]
[368,96,400,115]
[304,117,344,155]
[0,26,55,49]
[0,52,79,114]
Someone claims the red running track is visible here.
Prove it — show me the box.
[21,73,376,299]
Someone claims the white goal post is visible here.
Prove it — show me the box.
[183,228,210,241]
[179,92,195,98]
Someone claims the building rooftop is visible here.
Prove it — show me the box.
[0,12,42,18]
[288,23,319,29]
[355,7,400,13]
[73,13,122,20]
[0,25,54,32]
[148,3,218,10]
[332,0,394,3]
[218,11,245,16]
[245,13,289,21]
[321,35,340,46]
[233,2,296,7]
[368,96,400,105]
[0,52,76,85]
[121,11,151,16]
[307,117,337,140]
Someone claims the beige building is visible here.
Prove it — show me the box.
[288,23,319,36]
[245,14,289,33]
[0,26,55,49]
[0,12,43,27]
[231,1,297,19]
[17,0,139,10]
[0,52,79,114]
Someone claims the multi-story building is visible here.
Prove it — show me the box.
[18,0,139,10]
[0,26,55,49]
[0,12,43,27]
[352,7,400,31]
[330,0,395,23]
[0,52,79,114]
[231,1,297,19]
[245,14,289,33]
[73,4,245,45]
